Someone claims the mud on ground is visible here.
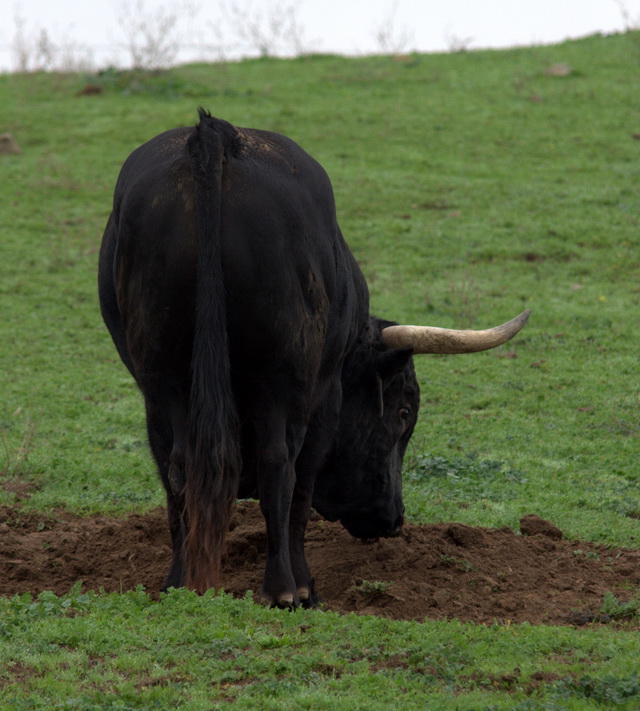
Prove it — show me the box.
[1,501,638,627]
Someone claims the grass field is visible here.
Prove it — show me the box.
[1,31,639,709]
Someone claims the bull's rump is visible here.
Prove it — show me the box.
[109,123,359,387]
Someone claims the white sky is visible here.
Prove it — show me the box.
[0,0,637,71]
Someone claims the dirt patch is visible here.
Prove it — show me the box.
[1,502,639,627]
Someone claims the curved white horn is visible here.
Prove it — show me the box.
[381,309,531,354]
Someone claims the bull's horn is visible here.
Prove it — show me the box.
[380,309,531,354]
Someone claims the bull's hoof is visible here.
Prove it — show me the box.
[276,592,296,607]
[297,584,318,608]
[259,591,298,609]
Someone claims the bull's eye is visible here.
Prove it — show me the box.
[399,407,411,420]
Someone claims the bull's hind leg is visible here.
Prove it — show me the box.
[288,381,342,607]
[254,413,307,608]
[143,390,189,591]
[288,469,316,607]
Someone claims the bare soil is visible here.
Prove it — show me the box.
[1,501,639,627]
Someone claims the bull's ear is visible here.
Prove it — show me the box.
[376,348,413,381]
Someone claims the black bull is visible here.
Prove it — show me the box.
[98,110,529,607]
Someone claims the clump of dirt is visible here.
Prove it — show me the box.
[1,502,638,627]
[519,514,563,540]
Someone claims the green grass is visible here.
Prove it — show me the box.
[2,588,640,710]
[1,31,640,708]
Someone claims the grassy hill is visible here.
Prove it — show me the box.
[1,32,639,709]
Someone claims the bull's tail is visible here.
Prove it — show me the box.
[183,109,240,593]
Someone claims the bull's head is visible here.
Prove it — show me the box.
[312,310,530,539]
